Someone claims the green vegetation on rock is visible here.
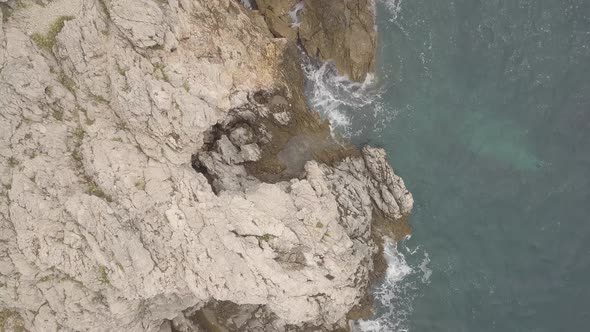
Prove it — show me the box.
[31,16,75,52]
[1,3,14,23]
[98,265,110,284]
[258,234,275,242]
[73,126,85,141]
[38,275,53,283]
[52,109,64,121]
[57,71,77,92]
[0,310,25,332]
[0,310,12,327]
[7,157,19,168]
[71,149,82,163]
[87,182,113,202]
[135,179,146,190]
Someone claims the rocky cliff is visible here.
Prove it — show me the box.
[0,0,412,331]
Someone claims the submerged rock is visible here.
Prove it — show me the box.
[0,0,411,331]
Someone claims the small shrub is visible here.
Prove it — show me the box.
[87,182,113,202]
[98,0,111,20]
[116,63,127,76]
[97,265,110,284]
[60,275,84,287]
[57,71,76,92]
[258,234,274,242]
[52,109,64,120]
[135,179,146,190]
[7,157,19,168]
[91,94,108,103]
[316,222,324,228]
[0,309,12,323]
[31,33,51,51]
[38,275,53,283]
[153,63,169,82]
[73,126,85,141]
[0,309,25,332]
[115,121,128,131]
[78,106,95,125]
[0,310,13,328]
[1,4,14,23]
[71,149,83,163]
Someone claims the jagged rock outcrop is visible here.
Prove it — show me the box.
[0,0,411,331]
[256,0,377,81]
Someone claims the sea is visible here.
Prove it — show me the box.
[304,0,590,331]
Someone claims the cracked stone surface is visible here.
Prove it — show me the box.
[0,0,412,331]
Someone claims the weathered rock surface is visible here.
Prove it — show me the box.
[0,0,411,331]
[256,0,377,81]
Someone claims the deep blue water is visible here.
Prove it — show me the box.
[356,0,590,331]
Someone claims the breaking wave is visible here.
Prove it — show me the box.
[353,237,431,332]
[302,58,425,331]
[379,0,403,20]
[289,1,305,27]
[298,0,409,139]
[302,56,395,139]
[301,3,429,331]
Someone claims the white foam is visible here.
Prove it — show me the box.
[302,56,384,137]
[240,0,255,10]
[419,253,432,284]
[298,0,411,138]
[299,1,429,329]
[289,2,305,27]
[379,0,403,20]
[384,238,414,282]
[352,237,430,332]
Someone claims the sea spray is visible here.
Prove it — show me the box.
[301,56,394,138]
[354,237,431,332]
[379,0,403,20]
[289,1,305,27]
[239,0,257,10]
[298,3,428,330]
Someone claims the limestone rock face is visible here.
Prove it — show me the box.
[0,0,411,331]
[257,0,377,81]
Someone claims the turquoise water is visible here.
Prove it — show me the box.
[305,1,590,330]
[355,0,590,331]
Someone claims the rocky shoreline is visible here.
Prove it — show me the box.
[0,0,412,331]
